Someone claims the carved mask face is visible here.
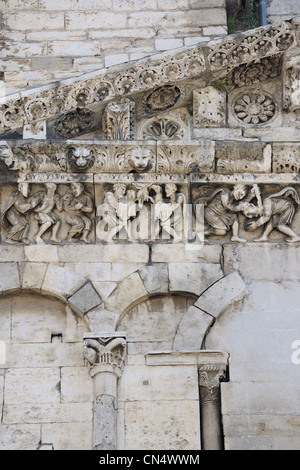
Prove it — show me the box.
[70,147,94,170]
[129,149,151,172]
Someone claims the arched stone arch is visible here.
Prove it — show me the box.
[103,266,248,348]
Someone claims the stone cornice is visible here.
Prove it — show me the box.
[0,20,297,134]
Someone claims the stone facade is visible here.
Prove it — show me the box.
[0,1,300,451]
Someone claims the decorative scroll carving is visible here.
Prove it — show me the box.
[216,143,272,174]
[199,364,227,404]
[0,142,66,172]
[102,99,135,140]
[84,336,126,371]
[233,91,277,125]
[157,142,215,174]
[55,109,94,138]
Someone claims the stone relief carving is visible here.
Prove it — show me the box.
[273,144,300,173]
[96,182,187,243]
[63,182,94,244]
[127,147,153,173]
[140,118,185,141]
[227,55,282,89]
[283,48,300,112]
[84,336,126,370]
[193,184,300,243]
[145,85,181,112]
[157,142,215,174]
[55,109,94,138]
[216,143,272,174]
[1,181,94,245]
[199,364,226,404]
[68,146,95,172]
[102,99,135,140]
[193,87,226,128]
[233,91,277,125]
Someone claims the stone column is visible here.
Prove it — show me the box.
[83,332,126,451]
[198,364,227,451]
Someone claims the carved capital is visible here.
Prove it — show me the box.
[198,364,227,404]
[83,333,126,377]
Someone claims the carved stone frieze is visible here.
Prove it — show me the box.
[0,21,295,135]
[1,181,95,245]
[137,108,190,141]
[193,183,300,243]
[96,182,189,243]
[208,22,296,71]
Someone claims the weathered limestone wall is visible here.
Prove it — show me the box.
[267,0,300,24]
[0,0,227,95]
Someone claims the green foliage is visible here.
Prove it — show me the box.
[227,0,259,34]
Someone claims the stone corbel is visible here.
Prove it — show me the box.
[83,332,127,451]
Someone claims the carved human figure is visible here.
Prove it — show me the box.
[106,189,137,242]
[243,186,300,243]
[63,183,94,243]
[152,184,184,241]
[194,184,251,242]
[2,182,42,245]
[34,183,63,244]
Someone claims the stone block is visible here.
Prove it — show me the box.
[3,402,93,425]
[24,245,59,263]
[119,364,199,402]
[3,12,65,30]
[138,264,169,294]
[105,272,148,315]
[30,57,74,70]
[194,271,248,318]
[48,41,102,56]
[193,86,226,127]
[41,264,85,299]
[6,0,38,8]
[66,11,127,30]
[151,243,222,264]
[86,306,119,332]
[0,263,20,295]
[224,435,272,451]
[39,0,78,8]
[5,368,61,404]
[5,343,84,369]
[223,244,300,282]
[41,422,92,450]
[67,281,102,317]
[0,297,13,342]
[155,38,184,51]
[61,366,93,403]
[124,400,200,450]
[0,424,41,450]
[169,262,223,296]
[20,262,50,292]
[57,244,149,264]
[173,306,214,350]
[202,26,227,36]
[11,295,67,343]
[104,54,130,68]
[190,0,225,7]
